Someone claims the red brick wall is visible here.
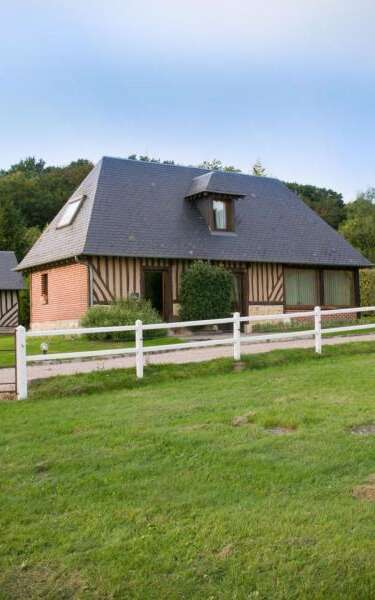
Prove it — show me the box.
[31,262,89,326]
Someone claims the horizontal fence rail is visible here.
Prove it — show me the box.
[14,305,375,399]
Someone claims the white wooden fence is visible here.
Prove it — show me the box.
[15,305,375,399]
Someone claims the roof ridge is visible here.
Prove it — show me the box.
[101,155,281,183]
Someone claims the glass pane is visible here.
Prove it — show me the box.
[323,270,354,306]
[57,198,82,227]
[285,269,319,306]
[213,200,227,229]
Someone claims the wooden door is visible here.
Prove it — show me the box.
[142,268,172,321]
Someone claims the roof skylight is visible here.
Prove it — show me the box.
[57,196,84,228]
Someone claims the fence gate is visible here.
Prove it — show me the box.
[0,327,17,397]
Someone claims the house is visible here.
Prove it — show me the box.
[0,251,24,327]
[17,157,371,330]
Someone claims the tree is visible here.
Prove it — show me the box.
[127,154,175,165]
[23,226,41,254]
[0,196,27,259]
[222,165,242,173]
[0,158,93,257]
[0,158,93,230]
[198,159,223,171]
[339,188,375,261]
[251,160,266,176]
[3,156,45,176]
[286,182,346,230]
[198,159,241,172]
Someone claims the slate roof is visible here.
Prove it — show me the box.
[185,171,246,198]
[17,156,371,270]
[0,252,24,289]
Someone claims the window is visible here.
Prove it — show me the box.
[41,273,48,304]
[285,268,319,306]
[212,199,233,231]
[57,197,83,228]
[323,270,354,306]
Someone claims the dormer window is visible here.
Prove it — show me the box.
[212,198,233,232]
[185,172,243,234]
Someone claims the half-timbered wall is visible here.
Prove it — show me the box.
[249,263,284,304]
[0,290,18,327]
[87,256,284,307]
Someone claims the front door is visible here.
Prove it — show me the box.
[142,268,171,320]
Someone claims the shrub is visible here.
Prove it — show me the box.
[179,261,232,322]
[360,269,375,307]
[80,298,166,341]
[18,277,30,327]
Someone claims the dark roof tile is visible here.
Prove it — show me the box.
[0,252,24,289]
[18,157,371,270]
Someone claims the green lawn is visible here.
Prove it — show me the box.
[0,334,183,368]
[1,343,375,599]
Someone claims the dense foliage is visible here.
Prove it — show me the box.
[179,261,233,321]
[18,281,30,328]
[80,298,166,341]
[360,269,375,307]
[339,189,375,263]
[286,182,346,230]
[0,157,93,259]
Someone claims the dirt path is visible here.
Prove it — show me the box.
[1,333,375,385]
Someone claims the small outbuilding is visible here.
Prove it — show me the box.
[0,251,24,327]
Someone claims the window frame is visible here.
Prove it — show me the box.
[41,273,48,304]
[284,266,320,309]
[284,266,357,309]
[322,268,355,308]
[210,197,234,232]
[56,195,85,229]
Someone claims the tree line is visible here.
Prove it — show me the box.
[0,155,374,264]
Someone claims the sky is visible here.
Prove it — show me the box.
[1,0,375,200]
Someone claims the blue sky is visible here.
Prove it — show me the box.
[1,0,375,200]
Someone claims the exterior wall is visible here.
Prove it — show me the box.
[249,263,284,304]
[87,256,252,308]
[30,262,89,329]
[27,255,359,329]
[246,304,285,333]
[0,290,18,327]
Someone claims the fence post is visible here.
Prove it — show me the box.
[135,319,144,378]
[233,312,241,361]
[314,306,322,354]
[16,325,27,400]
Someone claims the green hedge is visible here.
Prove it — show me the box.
[80,298,166,341]
[360,269,375,307]
[179,261,232,322]
[18,283,30,328]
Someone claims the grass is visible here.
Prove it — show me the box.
[1,342,375,598]
[0,334,183,368]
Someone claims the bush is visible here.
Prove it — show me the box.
[80,298,166,341]
[179,261,232,322]
[18,277,30,328]
[360,269,375,307]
